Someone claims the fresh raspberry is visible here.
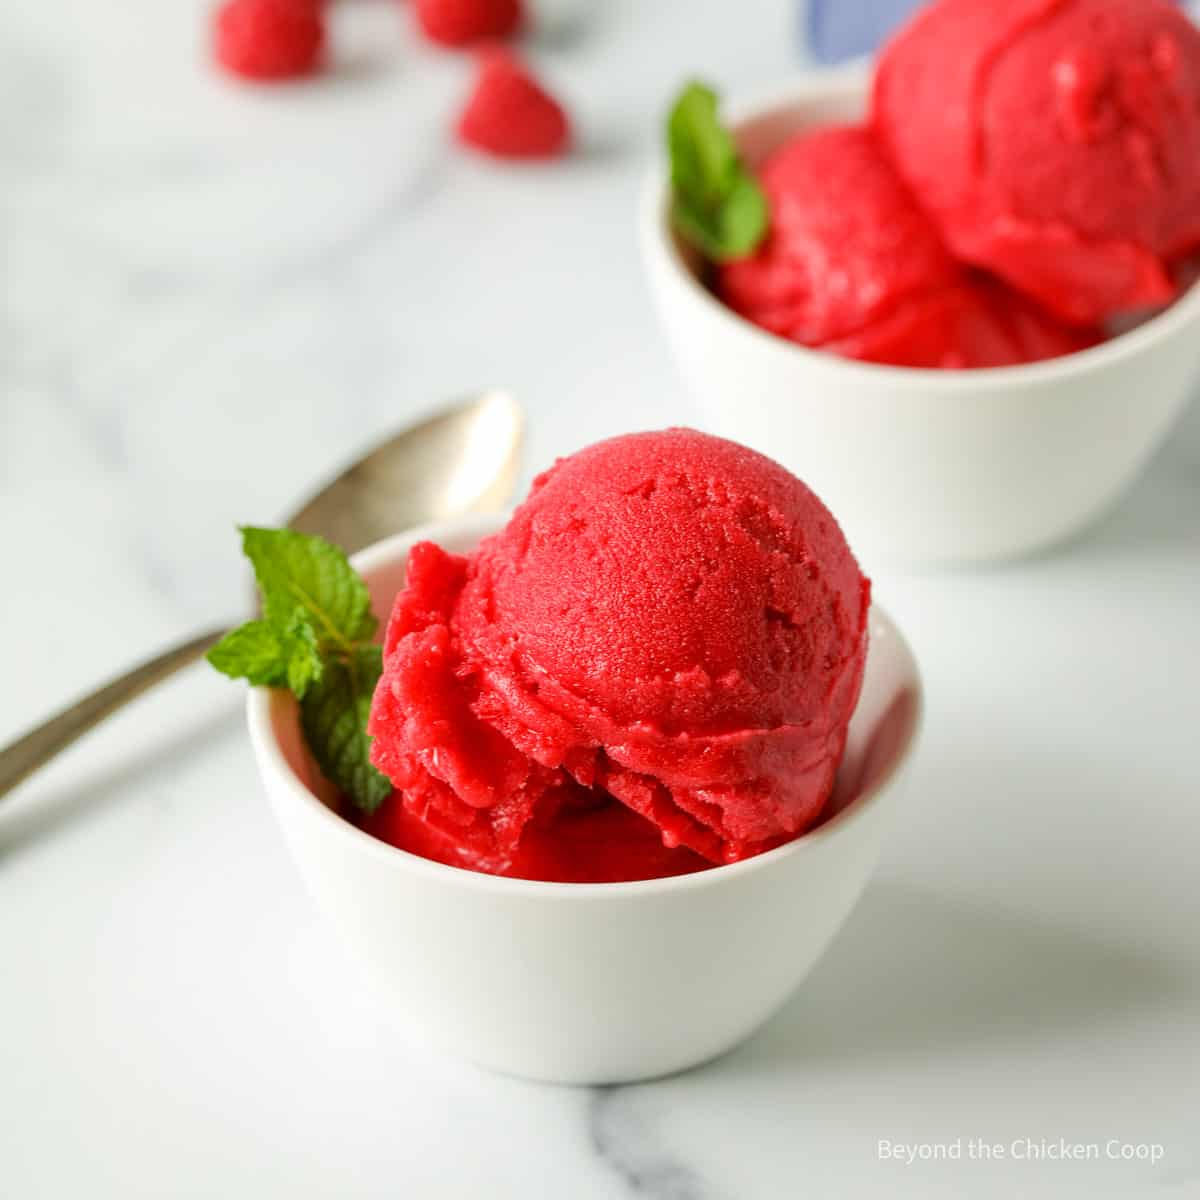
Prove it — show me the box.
[214,0,324,81]
[415,0,522,47]
[457,52,570,159]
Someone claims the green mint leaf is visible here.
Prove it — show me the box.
[206,620,287,687]
[209,526,392,814]
[282,612,323,699]
[241,527,376,652]
[717,172,770,259]
[667,80,768,261]
[300,644,391,813]
[668,82,737,197]
[671,197,733,263]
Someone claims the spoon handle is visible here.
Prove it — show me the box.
[0,628,226,801]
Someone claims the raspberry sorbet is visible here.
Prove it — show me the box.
[873,0,1200,325]
[716,125,1097,367]
[365,430,871,882]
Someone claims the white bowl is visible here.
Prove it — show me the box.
[248,515,922,1084]
[641,70,1200,566]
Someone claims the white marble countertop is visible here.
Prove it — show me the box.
[3,1,1200,1196]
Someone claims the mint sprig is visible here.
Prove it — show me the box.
[300,644,391,814]
[207,620,290,688]
[208,527,390,813]
[667,80,768,262]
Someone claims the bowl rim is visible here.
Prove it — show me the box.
[640,65,1200,388]
[247,514,923,901]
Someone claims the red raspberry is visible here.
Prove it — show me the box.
[457,52,570,159]
[415,0,522,47]
[214,0,324,81]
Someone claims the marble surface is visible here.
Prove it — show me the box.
[3,1,1200,1196]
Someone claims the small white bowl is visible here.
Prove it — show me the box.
[248,515,922,1084]
[641,69,1200,566]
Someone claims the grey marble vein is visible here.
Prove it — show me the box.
[588,1088,718,1200]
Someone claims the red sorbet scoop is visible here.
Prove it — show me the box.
[873,0,1200,325]
[368,429,871,875]
[716,125,1098,367]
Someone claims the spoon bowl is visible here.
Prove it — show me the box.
[288,391,523,556]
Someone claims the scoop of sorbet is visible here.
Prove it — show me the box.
[368,429,871,872]
[873,0,1200,325]
[716,125,1097,367]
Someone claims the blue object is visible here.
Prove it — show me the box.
[804,0,922,64]
[804,0,1196,65]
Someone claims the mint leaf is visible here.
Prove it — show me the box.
[209,526,391,813]
[716,172,769,258]
[669,82,737,198]
[300,644,390,814]
[208,612,322,697]
[282,612,322,698]
[667,80,768,261]
[241,527,376,650]
[207,621,287,687]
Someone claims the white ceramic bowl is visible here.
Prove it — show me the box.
[641,70,1200,566]
[248,515,922,1084]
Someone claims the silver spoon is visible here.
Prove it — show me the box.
[0,391,523,801]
